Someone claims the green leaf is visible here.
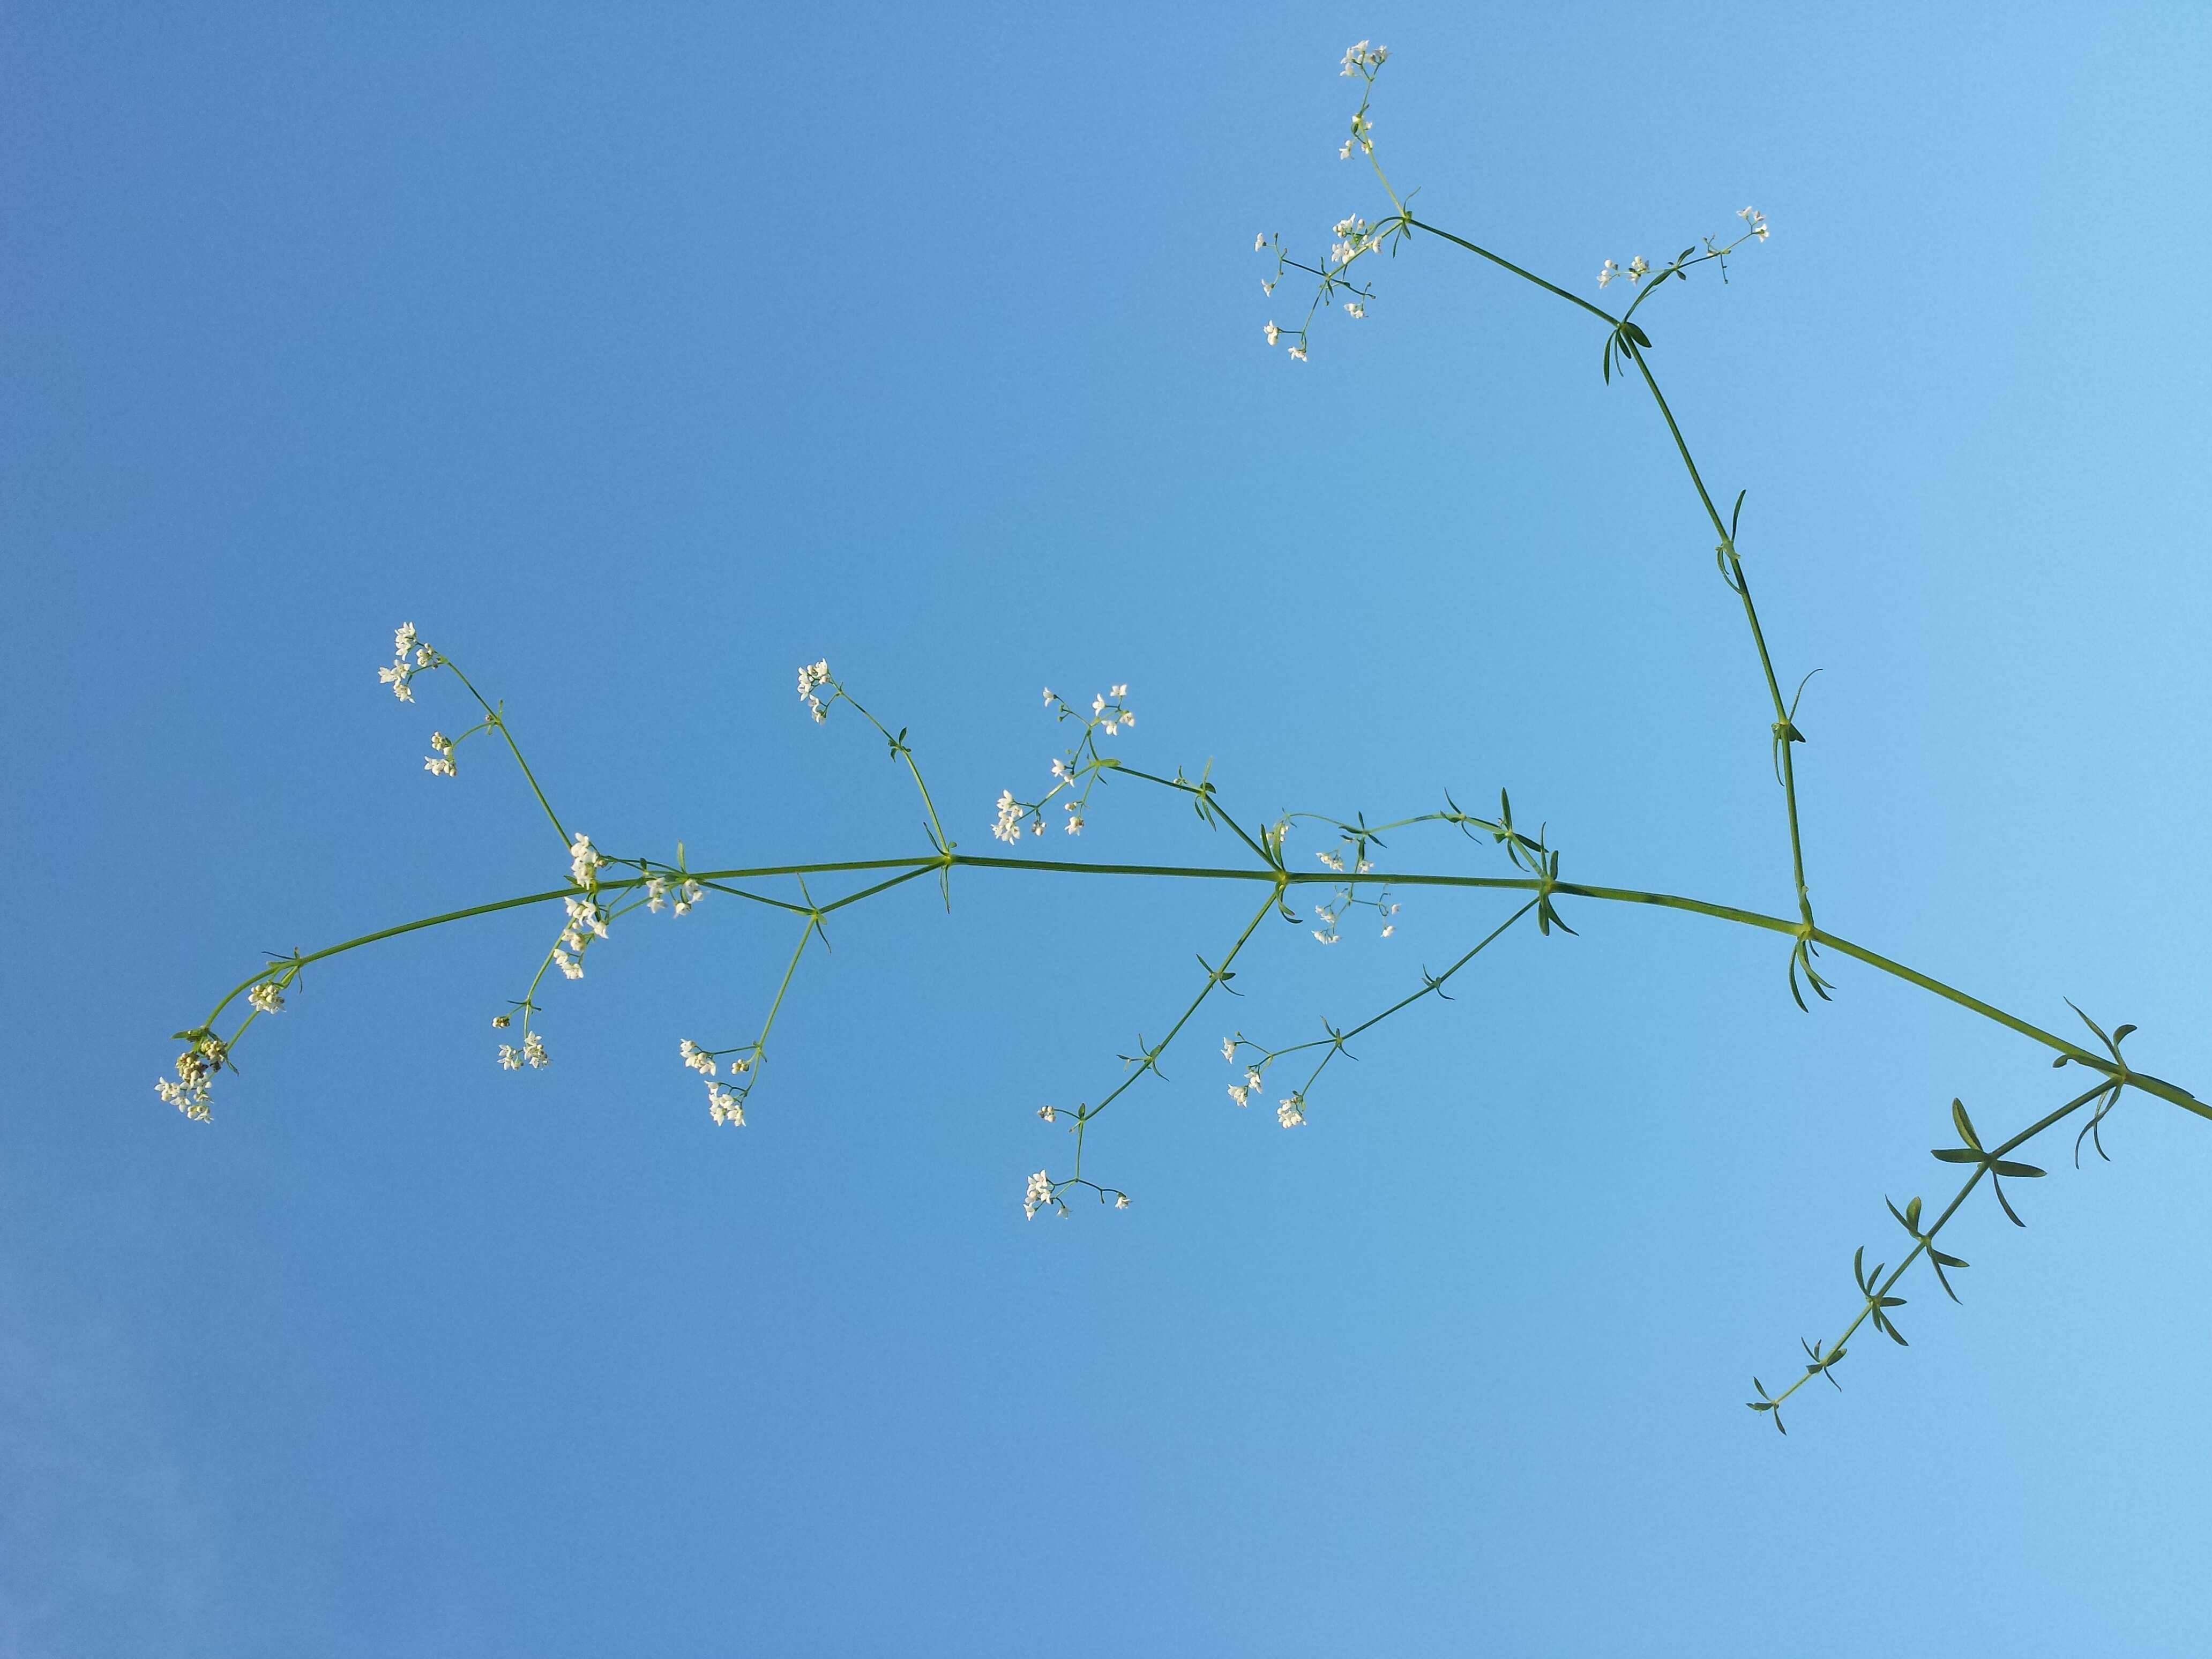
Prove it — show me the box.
[1991,1160,2046,1179]
[1951,1098,1982,1150]
[1931,1148,1982,1163]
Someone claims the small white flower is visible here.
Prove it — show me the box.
[1254,232,1267,251]
[1288,346,1308,363]
[497,1044,522,1071]
[1038,1104,1056,1122]
[1344,302,1365,318]
[248,982,285,1014]
[1277,1095,1306,1128]
[1065,812,1083,835]
[992,788,1024,844]
[1024,1169,1054,1219]
[1599,259,1618,289]
[522,1031,549,1068]
[1042,686,1054,704]
[672,879,703,917]
[553,948,584,980]
[1228,1084,1250,1107]
[646,877,668,913]
[1246,1069,1264,1092]
[1115,1194,1130,1209]
[1340,140,1354,160]
[1626,255,1649,283]
[424,731,457,776]
[492,1013,510,1028]
[679,1039,717,1077]
[1261,278,1276,296]
[1264,321,1281,346]
[1222,1037,1237,1061]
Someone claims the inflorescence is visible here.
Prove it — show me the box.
[158,44,2204,1433]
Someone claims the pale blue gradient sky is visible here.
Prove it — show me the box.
[6,4,2211,1653]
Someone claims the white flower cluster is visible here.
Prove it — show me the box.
[679,1040,752,1123]
[1023,1169,1056,1219]
[154,1034,227,1121]
[797,659,833,723]
[1340,38,1389,77]
[645,876,704,916]
[497,1030,549,1071]
[377,622,435,701]
[1738,205,1770,240]
[1276,1094,1306,1129]
[424,731,457,777]
[706,1082,745,1127]
[552,893,609,980]
[1598,255,1651,289]
[1310,844,1399,942]
[247,982,285,1015]
[990,685,1134,842]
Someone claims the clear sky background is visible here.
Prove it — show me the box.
[6,3,2211,1654]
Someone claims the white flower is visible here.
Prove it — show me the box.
[992,789,1024,844]
[522,1031,548,1067]
[247,982,285,1014]
[424,731,457,776]
[646,877,668,913]
[497,1044,522,1071]
[379,622,431,701]
[1626,255,1649,283]
[1599,259,1618,288]
[672,879,703,917]
[1110,684,1126,699]
[1065,812,1083,835]
[1038,1104,1057,1122]
[1344,302,1365,318]
[1264,321,1280,346]
[707,1081,745,1126]
[492,1013,510,1027]
[1023,1169,1055,1219]
[1228,1083,1250,1107]
[1288,346,1308,363]
[1317,849,1344,871]
[1042,686,1054,704]
[1254,232,1267,251]
[1340,140,1354,160]
[679,1039,716,1077]
[1245,1068,1264,1092]
[1277,1095,1306,1128]
[1115,1194,1129,1209]
[1221,1036,1237,1061]
[1261,278,1275,296]
[568,833,603,890]
[1738,205,1769,240]
[553,948,584,980]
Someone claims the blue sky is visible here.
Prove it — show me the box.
[6,3,2211,1653]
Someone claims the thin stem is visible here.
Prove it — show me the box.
[440,660,571,850]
